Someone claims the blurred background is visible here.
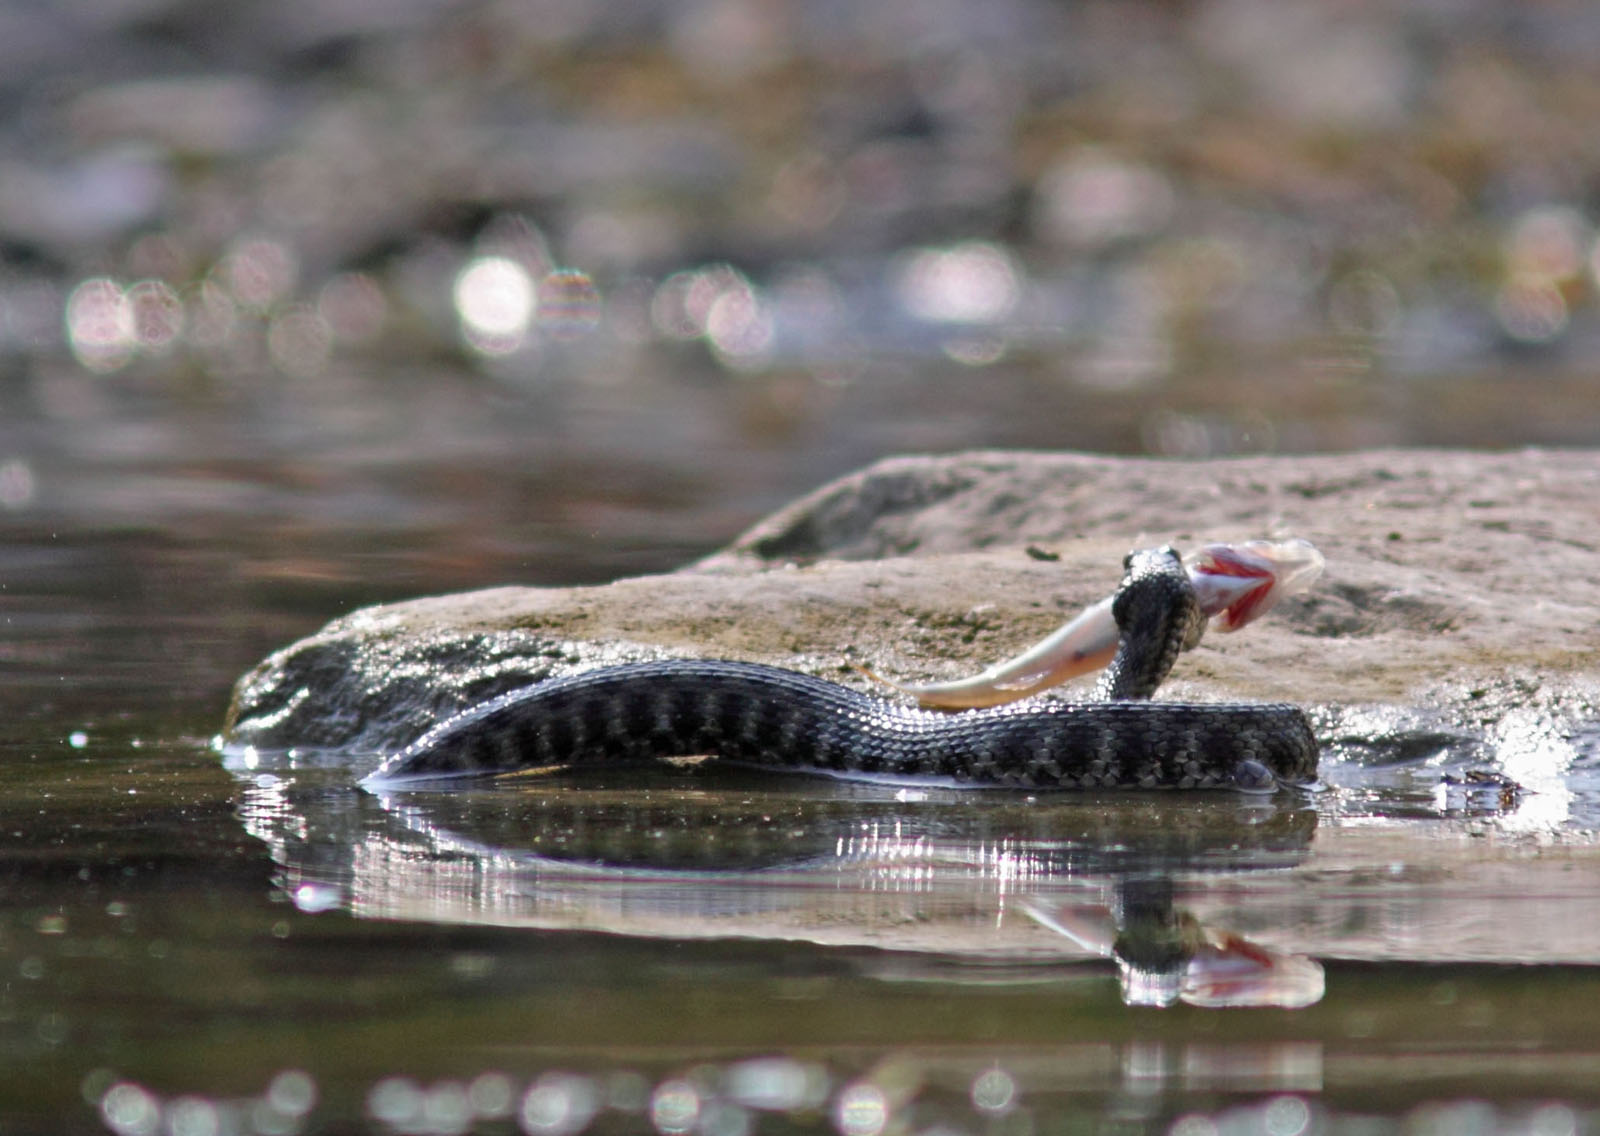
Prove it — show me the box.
[5,0,1600,710]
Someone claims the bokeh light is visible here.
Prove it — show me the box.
[125,279,185,351]
[100,1081,160,1136]
[65,277,136,373]
[969,1068,1016,1114]
[518,1072,599,1136]
[648,1078,701,1134]
[649,271,703,341]
[1508,206,1589,284]
[537,270,603,341]
[367,1078,423,1129]
[88,1059,1582,1136]
[647,265,777,371]
[1495,276,1568,345]
[1263,1094,1313,1136]
[419,1081,472,1134]
[98,1071,319,1136]
[221,237,297,311]
[468,1072,515,1120]
[704,281,774,372]
[265,1070,317,1117]
[831,1082,888,1136]
[895,241,1021,325]
[1494,205,1590,345]
[652,266,747,341]
[455,256,537,356]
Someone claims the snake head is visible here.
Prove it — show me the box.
[1121,544,1181,573]
[1186,539,1324,633]
[1112,547,1193,631]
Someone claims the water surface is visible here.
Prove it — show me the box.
[5,452,1600,1136]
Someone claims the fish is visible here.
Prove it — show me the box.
[876,539,1323,710]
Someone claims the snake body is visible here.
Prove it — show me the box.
[365,548,1318,791]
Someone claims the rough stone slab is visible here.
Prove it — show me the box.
[224,448,1600,758]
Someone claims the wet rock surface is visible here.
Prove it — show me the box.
[225,447,1600,769]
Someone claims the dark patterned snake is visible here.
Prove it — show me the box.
[363,547,1319,791]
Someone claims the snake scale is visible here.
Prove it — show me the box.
[364,547,1319,791]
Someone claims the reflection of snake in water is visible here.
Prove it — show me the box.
[365,548,1318,791]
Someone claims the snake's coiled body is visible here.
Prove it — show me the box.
[366,549,1319,790]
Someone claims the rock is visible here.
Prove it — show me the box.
[224,448,1600,765]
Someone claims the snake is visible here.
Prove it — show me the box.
[363,547,1319,791]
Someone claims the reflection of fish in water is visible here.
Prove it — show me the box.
[1021,876,1325,1010]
